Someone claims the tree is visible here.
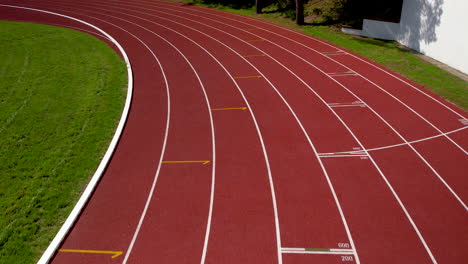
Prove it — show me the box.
[296,0,304,25]
[256,0,263,14]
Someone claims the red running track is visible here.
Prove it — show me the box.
[1,1,467,263]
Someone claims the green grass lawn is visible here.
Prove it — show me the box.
[0,21,126,263]
[188,1,467,110]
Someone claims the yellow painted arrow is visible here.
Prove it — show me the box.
[162,160,210,165]
[211,107,247,111]
[59,249,123,259]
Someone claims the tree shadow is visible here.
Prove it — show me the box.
[192,0,255,10]
[353,36,418,54]
[398,0,444,52]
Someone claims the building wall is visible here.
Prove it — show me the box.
[362,19,400,41]
[362,0,468,74]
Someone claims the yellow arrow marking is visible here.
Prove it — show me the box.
[211,107,247,111]
[162,160,210,165]
[59,249,123,259]
[234,75,262,79]
[243,54,265,58]
[245,39,264,42]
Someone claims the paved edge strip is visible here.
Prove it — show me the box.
[0,5,134,264]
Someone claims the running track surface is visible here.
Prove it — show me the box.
[1,1,467,263]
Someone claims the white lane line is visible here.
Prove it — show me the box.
[282,247,354,254]
[282,247,354,252]
[126,27,217,264]
[153,0,467,155]
[328,73,358,77]
[61,5,283,263]
[123,19,217,264]
[166,0,467,120]
[367,126,467,152]
[321,50,348,56]
[323,61,468,155]
[330,104,366,108]
[45,7,216,263]
[148,6,467,210]
[0,5,133,264]
[282,251,355,255]
[53,13,172,264]
[328,101,366,108]
[135,5,444,263]
[105,5,363,263]
[326,71,354,75]
[318,154,368,158]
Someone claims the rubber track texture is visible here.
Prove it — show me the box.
[1,1,466,264]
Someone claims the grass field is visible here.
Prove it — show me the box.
[188,1,467,110]
[0,21,126,263]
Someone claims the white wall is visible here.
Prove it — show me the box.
[362,0,468,74]
[362,19,400,41]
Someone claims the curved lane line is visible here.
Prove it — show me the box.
[320,126,468,155]
[149,0,467,155]
[153,0,467,120]
[71,7,284,264]
[80,3,365,263]
[42,8,172,264]
[104,3,445,262]
[38,3,259,262]
[0,4,134,264]
[83,12,218,264]
[140,3,467,210]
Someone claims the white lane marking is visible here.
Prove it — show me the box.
[327,73,358,77]
[57,15,171,264]
[330,104,366,108]
[324,61,468,155]
[318,155,368,158]
[17,4,184,263]
[120,19,217,264]
[282,247,354,255]
[347,126,467,153]
[149,6,467,210]
[282,247,354,252]
[328,101,366,108]
[166,0,467,120]
[282,250,355,255]
[62,5,283,264]
[321,50,347,56]
[136,5,444,263]
[109,5,363,263]
[48,8,215,263]
[154,0,468,155]
[0,5,133,264]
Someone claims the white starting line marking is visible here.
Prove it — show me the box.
[328,101,366,108]
[282,247,354,255]
[458,119,468,126]
[327,71,358,77]
[321,50,347,56]
[318,150,368,158]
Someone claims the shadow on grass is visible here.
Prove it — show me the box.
[304,20,338,26]
[352,36,418,54]
[192,0,254,10]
